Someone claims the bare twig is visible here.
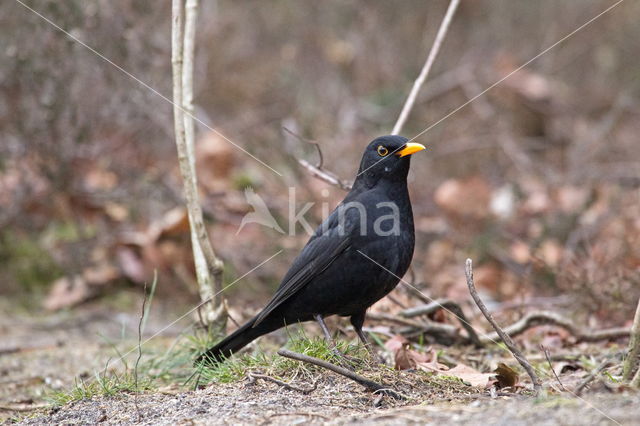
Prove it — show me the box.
[541,345,566,392]
[465,258,542,394]
[623,296,640,382]
[400,299,482,347]
[478,311,630,344]
[632,361,640,388]
[284,128,353,191]
[172,0,226,327]
[263,412,329,423]
[297,158,353,190]
[277,349,405,400]
[133,279,149,420]
[575,358,613,395]
[293,2,460,188]
[283,127,325,169]
[392,0,460,135]
[367,312,465,346]
[247,373,317,395]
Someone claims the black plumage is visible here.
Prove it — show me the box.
[196,135,425,365]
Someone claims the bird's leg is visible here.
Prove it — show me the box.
[350,312,385,365]
[314,314,349,361]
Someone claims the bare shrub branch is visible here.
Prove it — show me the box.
[172,0,226,327]
[465,258,542,394]
[392,0,460,135]
[478,311,631,345]
[400,298,482,347]
[623,296,640,382]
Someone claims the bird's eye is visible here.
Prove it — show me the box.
[377,146,389,157]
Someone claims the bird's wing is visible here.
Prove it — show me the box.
[252,204,360,326]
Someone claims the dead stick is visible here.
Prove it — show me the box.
[632,361,640,388]
[277,349,404,400]
[623,296,640,381]
[478,311,630,344]
[133,279,149,420]
[541,345,566,392]
[0,404,49,412]
[400,299,482,347]
[575,358,612,395]
[465,258,542,394]
[367,312,463,345]
[248,373,317,395]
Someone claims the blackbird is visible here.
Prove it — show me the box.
[196,135,425,365]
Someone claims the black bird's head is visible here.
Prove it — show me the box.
[353,135,425,188]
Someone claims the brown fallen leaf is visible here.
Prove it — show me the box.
[385,336,434,370]
[434,176,492,220]
[416,354,450,374]
[43,275,91,311]
[494,362,519,389]
[445,364,495,388]
[419,358,494,388]
[116,246,147,283]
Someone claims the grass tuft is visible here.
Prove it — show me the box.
[47,371,152,407]
[196,329,371,385]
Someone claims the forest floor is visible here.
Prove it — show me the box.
[1,300,638,426]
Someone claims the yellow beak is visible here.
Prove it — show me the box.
[397,142,426,157]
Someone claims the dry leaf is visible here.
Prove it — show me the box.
[104,202,129,221]
[385,336,434,370]
[149,207,190,241]
[84,166,118,191]
[416,354,450,374]
[510,241,531,264]
[43,276,91,311]
[444,364,495,388]
[196,131,236,192]
[557,186,589,214]
[434,176,492,220]
[116,247,147,283]
[494,363,519,388]
[537,239,563,268]
[82,263,120,285]
[472,263,503,294]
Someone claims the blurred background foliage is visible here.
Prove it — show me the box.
[1,0,639,326]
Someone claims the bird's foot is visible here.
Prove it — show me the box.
[329,347,362,370]
[363,345,387,367]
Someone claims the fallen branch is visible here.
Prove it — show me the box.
[623,296,640,382]
[400,299,482,347]
[367,312,465,346]
[265,412,329,422]
[277,349,405,400]
[0,403,49,412]
[392,0,460,134]
[247,373,317,395]
[478,311,631,345]
[465,258,542,394]
[575,358,613,396]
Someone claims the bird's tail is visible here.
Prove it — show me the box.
[195,314,281,366]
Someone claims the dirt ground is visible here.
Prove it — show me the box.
[1,302,638,426]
